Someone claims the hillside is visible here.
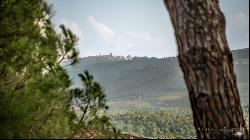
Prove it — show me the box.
[65,48,249,138]
[232,48,249,60]
[66,48,249,103]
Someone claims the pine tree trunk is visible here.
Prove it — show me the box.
[163,0,248,139]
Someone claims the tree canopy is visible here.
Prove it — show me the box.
[0,0,78,138]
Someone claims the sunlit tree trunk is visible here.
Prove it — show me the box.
[163,0,248,139]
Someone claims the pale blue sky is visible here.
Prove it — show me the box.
[49,0,249,58]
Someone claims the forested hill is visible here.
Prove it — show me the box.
[66,48,249,101]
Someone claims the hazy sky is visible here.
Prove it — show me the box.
[49,0,249,58]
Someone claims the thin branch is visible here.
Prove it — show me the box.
[57,53,66,65]
[80,98,91,123]
[36,106,55,133]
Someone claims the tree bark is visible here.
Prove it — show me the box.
[163,0,248,139]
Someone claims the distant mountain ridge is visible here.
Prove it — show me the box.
[66,48,249,101]
[232,48,249,60]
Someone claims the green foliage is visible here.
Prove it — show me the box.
[111,108,196,139]
[0,0,78,138]
[109,104,249,139]
[70,71,120,138]
[57,24,79,65]
[70,71,109,124]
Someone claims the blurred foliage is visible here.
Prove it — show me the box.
[0,0,120,138]
[0,0,78,138]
